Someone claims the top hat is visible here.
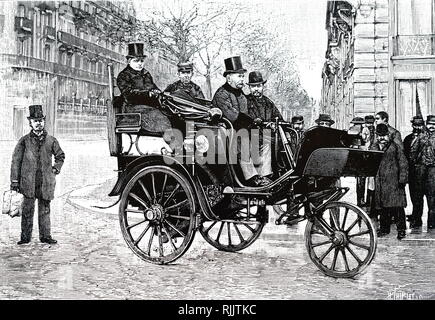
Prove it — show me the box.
[126,43,146,58]
[376,123,389,136]
[315,113,335,125]
[411,115,425,125]
[426,115,435,124]
[27,105,45,120]
[223,56,247,77]
[365,115,375,124]
[177,62,193,72]
[350,117,365,124]
[247,71,267,85]
[291,115,304,124]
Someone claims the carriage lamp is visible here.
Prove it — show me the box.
[208,108,222,121]
[195,135,210,153]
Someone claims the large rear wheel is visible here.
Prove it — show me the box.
[119,165,196,264]
[305,201,377,278]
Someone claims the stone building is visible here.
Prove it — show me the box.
[0,0,176,140]
[321,0,435,137]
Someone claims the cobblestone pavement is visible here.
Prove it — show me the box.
[1,140,434,300]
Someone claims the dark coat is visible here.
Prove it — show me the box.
[403,132,426,166]
[117,65,171,133]
[246,94,283,122]
[212,83,253,129]
[11,130,65,200]
[164,80,205,100]
[388,125,403,149]
[370,140,408,209]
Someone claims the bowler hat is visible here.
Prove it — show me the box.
[411,115,425,125]
[376,123,389,136]
[177,62,193,72]
[126,43,146,58]
[291,115,304,124]
[27,105,45,120]
[315,113,335,125]
[247,71,267,85]
[364,115,375,124]
[223,56,247,77]
[426,115,435,124]
[350,117,365,124]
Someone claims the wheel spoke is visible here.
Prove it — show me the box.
[204,221,217,235]
[314,217,334,237]
[345,245,363,265]
[165,220,185,237]
[330,208,340,230]
[312,239,333,248]
[349,239,370,251]
[345,217,360,234]
[138,180,153,205]
[243,222,256,233]
[349,230,370,238]
[151,173,157,200]
[129,192,150,210]
[134,223,151,246]
[227,222,232,247]
[159,174,168,204]
[167,214,191,221]
[163,183,181,207]
[125,208,145,214]
[216,222,225,243]
[157,225,164,257]
[341,248,350,272]
[341,208,349,230]
[233,223,245,243]
[147,225,156,256]
[319,244,335,263]
[165,199,188,212]
[126,218,146,230]
[162,224,177,252]
[331,247,339,270]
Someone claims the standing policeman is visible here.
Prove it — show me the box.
[164,62,205,100]
[10,105,65,245]
[420,115,435,229]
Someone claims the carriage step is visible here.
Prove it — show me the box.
[223,186,271,197]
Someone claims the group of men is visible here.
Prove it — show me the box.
[333,111,435,240]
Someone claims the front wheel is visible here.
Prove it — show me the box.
[119,165,196,264]
[305,201,377,278]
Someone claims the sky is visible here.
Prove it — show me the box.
[133,0,328,101]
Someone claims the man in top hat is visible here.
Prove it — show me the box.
[212,57,270,187]
[370,123,408,240]
[419,115,435,229]
[10,105,65,245]
[403,115,427,228]
[245,71,283,181]
[116,42,171,134]
[164,62,205,100]
[315,114,335,127]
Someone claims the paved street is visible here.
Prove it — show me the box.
[0,140,434,300]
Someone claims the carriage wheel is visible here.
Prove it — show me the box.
[305,201,377,278]
[119,165,196,264]
[199,206,266,252]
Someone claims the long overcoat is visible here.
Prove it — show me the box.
[11,130,65,200]
[117,65,171,133]
[370,140,408,208]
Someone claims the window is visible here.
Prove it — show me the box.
[397,0,433,35]
[396,79,432,135]
[46,13,53,27]
[18,5,25,18]
[75,54,81,69]
[0,15,4,34]
[44,45,51,61]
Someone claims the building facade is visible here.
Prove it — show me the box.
[321,0,435,137]
[0,1,176,140]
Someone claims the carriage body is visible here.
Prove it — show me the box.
[106,66,382,278]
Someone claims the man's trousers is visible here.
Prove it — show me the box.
[21,197,51,241]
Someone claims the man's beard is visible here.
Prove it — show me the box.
[252,91,262,97]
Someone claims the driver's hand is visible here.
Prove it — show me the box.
[149,89,161,98]
[253,118,263,126]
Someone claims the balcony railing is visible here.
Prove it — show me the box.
[14,17,33,34]
[57,31,125,62]
[393,35,435,57]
